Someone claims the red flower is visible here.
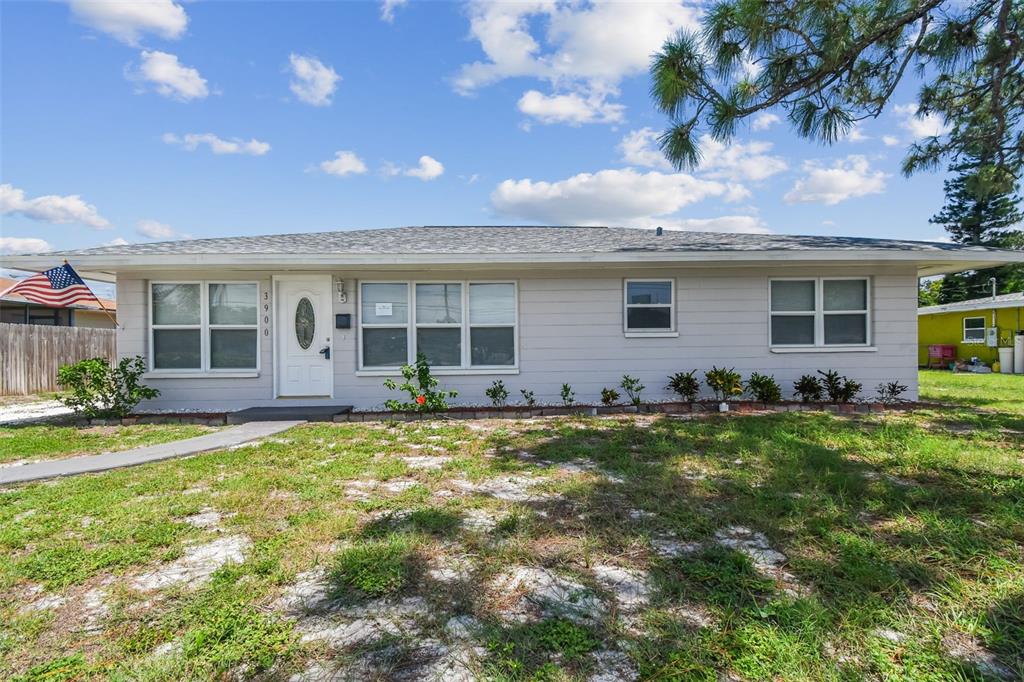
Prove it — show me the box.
[416,395,426,405]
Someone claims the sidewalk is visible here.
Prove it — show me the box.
[0,420,303,485]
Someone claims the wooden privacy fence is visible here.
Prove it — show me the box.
[0,323,116,396]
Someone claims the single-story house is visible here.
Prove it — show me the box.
[918,291,1024,366]
[0,276,117,328]
[3,226,1022,412]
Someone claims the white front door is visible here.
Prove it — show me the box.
[276,276,333,397]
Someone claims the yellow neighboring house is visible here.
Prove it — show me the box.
[918,292,1024,366]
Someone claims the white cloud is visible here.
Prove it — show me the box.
[136,219,176,239]
[405,155,445,181]
[751,112,780,131]
[0,237,53,254]
[454,1,698,125]
[380,0,407,22]
[517,89,624,125]
[697,135,788,182]
[162,132,270,156]
[104,237,130,246]
[320,151,368,177]
[0,183,111,229]
[844,123,869,142]
[893,103,951,138]
[618,128,672,170]
[288,54,340,106]
[658,215,770,234]
[69,0,187,45]
[128,50,208,101]
[490,168,735,225]
[882,135,901,147]
[784,155,888,205]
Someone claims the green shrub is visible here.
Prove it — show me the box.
[486,380,510,408]
[705,366,743,402]
[817,370,862,403]
[329,535,415,598]
[520,389,537,407]
[793,374,823,402]
[600,388,620,406]
[745,372,782,404]
[383,353,457,412]
[560,383,575,406]
[619,374,645,406]
[666,370,700,402]
[876,380,908,404]
[56,356,158,418]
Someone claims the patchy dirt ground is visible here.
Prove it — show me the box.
[1,410,1022,680]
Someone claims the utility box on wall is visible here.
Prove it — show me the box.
[986,327,998,347]
[335,314,351,329]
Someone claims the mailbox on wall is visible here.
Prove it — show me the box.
[335,314,351,329]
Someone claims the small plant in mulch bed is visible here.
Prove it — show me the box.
[876,380,908,405]
[600,388,621,406]
[620,374,645,406]
[666,370,700,402]
[817,370,862,404]
[57,355,159,419]
[745,372,782,404]
[705,366,743,402]
[560,383,575,407]
[328,534,417,599]
[793,374,823,402]
[383,353,457,412]
[486,380,510,408]
[520,389,537,407]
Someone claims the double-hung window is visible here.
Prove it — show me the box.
[150,282,259,371]
[769,278,870,347]
[359,281,517,370]
[624,279,675,334]
[962,316,986,343]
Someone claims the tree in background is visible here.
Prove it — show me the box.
[649,0,1022,180]
[928,158,1024,302]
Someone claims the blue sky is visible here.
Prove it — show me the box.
[1,0,956,263]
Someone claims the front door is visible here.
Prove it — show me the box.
[276,276,333,397]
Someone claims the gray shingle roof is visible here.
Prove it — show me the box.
[43,226,988,256]
[918,291,1024,314]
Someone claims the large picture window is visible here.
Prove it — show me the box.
[359,281,517,370]
[150,281,259,371]
[769,278,870,347]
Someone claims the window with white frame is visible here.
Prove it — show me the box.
[624,279,674,332]
[769,278,870,347]
[150,282,258,371]
[359,281,516,369]
[962,316,986,343]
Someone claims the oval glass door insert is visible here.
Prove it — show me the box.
[295,297,315,350]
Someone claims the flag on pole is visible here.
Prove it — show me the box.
[0,263,102,308]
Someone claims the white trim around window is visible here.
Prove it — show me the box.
[962,315,986,343]
[357,280,519,373]
[768,277,872,349]
[148,280,261,374]
[623,278,677,336]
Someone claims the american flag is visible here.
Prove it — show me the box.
[0,263,100,307]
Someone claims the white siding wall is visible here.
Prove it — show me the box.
[117,264,919,411]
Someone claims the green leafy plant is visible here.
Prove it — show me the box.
[485,379,509,408]
[56,356,159,419]
[383,353,457,412]
[705,366,743,402]
[560,383,575,406]
[328,534,415,599]
[619,374,645,406]
[793,374,823,403]
[520,389,536,407]
[745,372,782,404]
[600,388,620,406]
[817,370,862,404]
[876,381,909,405]
[666,370,700,402]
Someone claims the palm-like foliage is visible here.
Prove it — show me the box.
[650,0,1023,181]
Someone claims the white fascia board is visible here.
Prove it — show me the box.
[918,298,1024,315]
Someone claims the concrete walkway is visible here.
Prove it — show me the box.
[0,420,303,485]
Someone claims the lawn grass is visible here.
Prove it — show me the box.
[920,368,1024,414]
[0,407,1021,680]
[0,424,221,464]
